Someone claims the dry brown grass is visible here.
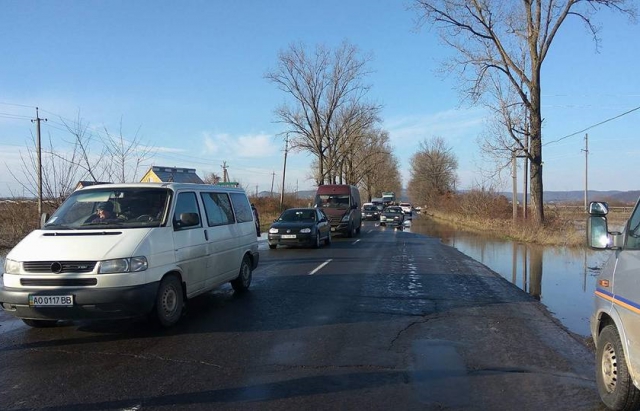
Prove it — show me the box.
[0,201,44,250]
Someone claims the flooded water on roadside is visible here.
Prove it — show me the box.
[407,216,607,337]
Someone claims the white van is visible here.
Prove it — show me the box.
[588,200,640,410]
[0,182,259,328]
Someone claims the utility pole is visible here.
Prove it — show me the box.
[583,133,589,211]
[270,171,275,197]
[221,161,229,183]
[31,107,47,223]
[511,152,517,221]
[280,134,289,212]
[523,120,529,220]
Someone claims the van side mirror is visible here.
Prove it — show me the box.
[589,201,609,216]
[587,216,610,249]
[40,213,50,228]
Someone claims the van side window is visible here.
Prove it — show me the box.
[173,192,201,230]
[230,192,253,223]
[626,206,640,249]
[201,192,235,226]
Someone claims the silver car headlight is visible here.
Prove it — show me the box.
[300,228,311,233]
[3,259,20,274]
[99,256,148,274]
[269,227,279,234]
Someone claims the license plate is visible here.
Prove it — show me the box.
[281,234,296,239]
[29,295,74,307]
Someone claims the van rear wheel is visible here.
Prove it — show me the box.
[231,256,252,293]
[596,324,640,410]
[153,275,184,328]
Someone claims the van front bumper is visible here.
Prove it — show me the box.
[0,282,159,321]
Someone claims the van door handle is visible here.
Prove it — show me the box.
[204,229,209,241]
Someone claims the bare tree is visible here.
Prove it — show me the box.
[102,118,155,183]
[7,132,83,207]
[60,112,109,183]
[265,41,376,185]
[9,111,155,209]
[408,136,458,208]
[203,172,221,185]
[414,0,636,224]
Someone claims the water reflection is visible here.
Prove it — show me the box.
[411,217,609,337]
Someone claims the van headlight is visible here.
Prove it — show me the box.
[341,214,351,222]
[4,259,20,274]
[99,257,148,274]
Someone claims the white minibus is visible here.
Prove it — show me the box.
[0,182,259,328]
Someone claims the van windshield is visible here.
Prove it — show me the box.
[43,188,171,230]
[315,194,350,208]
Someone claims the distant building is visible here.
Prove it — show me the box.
[75,181,111,191]
[140,166,205,184]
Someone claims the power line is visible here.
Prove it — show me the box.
[544,105,640,146]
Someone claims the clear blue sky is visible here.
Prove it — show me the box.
[1,1,638,198]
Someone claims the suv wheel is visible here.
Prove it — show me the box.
[596,324,640,410]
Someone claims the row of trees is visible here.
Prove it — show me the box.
[266,0,635,223]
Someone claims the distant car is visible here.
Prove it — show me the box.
[380,206,405,228]
[399,202,412,215]
[268,207,331,249]
[361,204,381,221]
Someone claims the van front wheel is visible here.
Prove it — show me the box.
[231,257,252,293]
[153,275,184,328]
[596,324,640,410]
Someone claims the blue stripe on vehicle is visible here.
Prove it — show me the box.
[596,287,640,315]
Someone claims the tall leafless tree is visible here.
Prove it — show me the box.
[102,118,155,183]
[265,41,379,185]
[414,0,636,224]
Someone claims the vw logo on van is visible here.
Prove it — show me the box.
[50,262,63,273]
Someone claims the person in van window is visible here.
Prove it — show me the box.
[251,203,261,237]
[87,202,118,223]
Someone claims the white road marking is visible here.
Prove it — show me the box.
[352,239,361,245]
[309,259,332,275]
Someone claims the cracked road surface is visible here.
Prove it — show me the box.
[0,222,606,410]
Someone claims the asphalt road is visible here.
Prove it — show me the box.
[0,221,606,411]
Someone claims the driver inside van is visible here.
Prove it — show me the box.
[87,201,119,223]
